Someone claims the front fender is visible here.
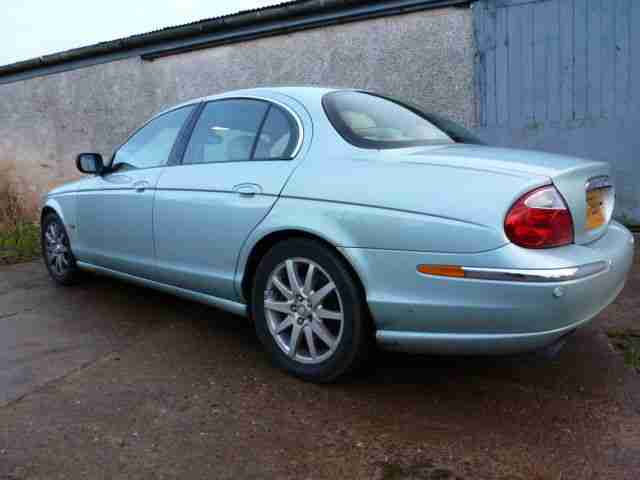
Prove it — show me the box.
[41,194,77,244]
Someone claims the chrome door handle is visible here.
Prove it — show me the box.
[233,183,262,197]
[133,181,150,192]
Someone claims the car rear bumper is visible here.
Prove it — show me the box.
[340,221,634,354]
[375,317,590,355]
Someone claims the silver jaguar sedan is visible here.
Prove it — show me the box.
[41,87,634,382]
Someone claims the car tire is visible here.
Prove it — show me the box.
[41,212,81,286]
[252,238,371,383]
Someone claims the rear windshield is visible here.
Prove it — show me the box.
[322,91,483,149]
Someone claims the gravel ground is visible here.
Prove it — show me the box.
[0,250,638,479]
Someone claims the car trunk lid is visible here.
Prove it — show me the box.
[399,144,614,245]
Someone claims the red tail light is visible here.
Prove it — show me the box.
[504,185,574,249]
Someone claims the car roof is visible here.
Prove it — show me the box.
[155,86,348,117]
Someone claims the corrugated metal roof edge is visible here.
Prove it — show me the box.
[0,0,473,84]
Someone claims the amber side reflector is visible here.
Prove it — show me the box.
[417,265,465,278]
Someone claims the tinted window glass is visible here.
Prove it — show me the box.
[253,106,298,159]
[323,91,453,149]
[182,99,269,164]
[112,106,194,170]
[421,111,485,145]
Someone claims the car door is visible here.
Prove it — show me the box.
[74,105,196,278]
[153,97,305,301]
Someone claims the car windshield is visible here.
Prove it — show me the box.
[323,91,485,149]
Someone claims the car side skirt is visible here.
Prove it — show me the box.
[77,261,248,318]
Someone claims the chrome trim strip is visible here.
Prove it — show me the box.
[77,261,248,317]
[460,261,609,283]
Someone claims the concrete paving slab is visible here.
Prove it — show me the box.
[0,256,638,479]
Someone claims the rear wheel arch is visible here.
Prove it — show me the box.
[249,235,374,381]
[241,230,368,311]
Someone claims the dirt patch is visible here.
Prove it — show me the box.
[377,461,463,480]
[607,328,640,373]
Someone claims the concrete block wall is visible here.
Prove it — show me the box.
[0,6,475,215]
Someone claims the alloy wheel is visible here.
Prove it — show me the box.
[44,221,72,277]
[264,257,344,364]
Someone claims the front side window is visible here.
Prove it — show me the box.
[112,106,194,171]
[182,99,299,165]
[322,91,454,149]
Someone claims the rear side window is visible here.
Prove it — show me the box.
[322,91,454,149]
[253,106,298,160]
[183,99,268,164]
[182,99,300,165]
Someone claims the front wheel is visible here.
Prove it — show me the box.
[251,239,371,383]
[41,213,81,286]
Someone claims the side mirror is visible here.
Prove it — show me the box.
[76,153,104,175]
